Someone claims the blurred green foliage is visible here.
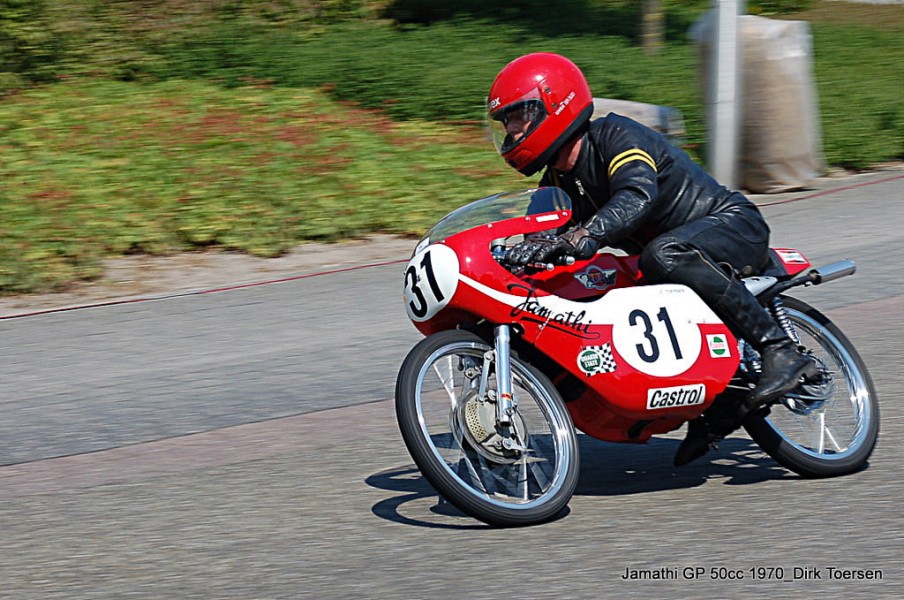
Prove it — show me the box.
[0,0,893,165]
[0,0,61,89]
[811,24,903,168]
[747,1,813,15]
[0,80,524,292]
[0,0,901,294]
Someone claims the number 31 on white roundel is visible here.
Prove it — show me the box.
[403,244,459,322]
[610,286,705,378]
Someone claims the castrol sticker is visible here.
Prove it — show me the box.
[706,334,731,358]
[647,384,706,410]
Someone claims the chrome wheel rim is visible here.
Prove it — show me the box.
[414,341,574,509]
[764,308,874,461]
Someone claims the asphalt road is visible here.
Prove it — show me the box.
[1,168,902,599]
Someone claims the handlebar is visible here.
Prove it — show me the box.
[528,255,576,271]
[491,245,576,272]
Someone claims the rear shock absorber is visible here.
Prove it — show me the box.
[769,297,800,344]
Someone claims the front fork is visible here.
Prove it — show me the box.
[479,325,516,423]
[475,325,519,439]
[493,325,516,426]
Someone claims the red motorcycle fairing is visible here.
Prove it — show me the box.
[524,253,642,301]
[404,204,739,444]
[452,273,739,442]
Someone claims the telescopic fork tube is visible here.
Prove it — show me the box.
[494,325,515,426]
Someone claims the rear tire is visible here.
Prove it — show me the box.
[395,330,579,527]
[744,296,879,477]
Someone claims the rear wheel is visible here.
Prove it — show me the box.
[744,296,879,477]
[395,330,579,527]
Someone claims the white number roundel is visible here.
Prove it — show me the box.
[610,286,704,377]
[403,244,459,322]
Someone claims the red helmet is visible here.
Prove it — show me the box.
[487,53,594,176]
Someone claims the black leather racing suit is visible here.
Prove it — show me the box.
[540,114,787,351]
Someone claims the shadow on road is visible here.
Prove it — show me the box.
[366,435,793,528]
[367,466,492,530]
[575,436,792,496]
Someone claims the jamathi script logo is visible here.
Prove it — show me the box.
[508,283,599,340]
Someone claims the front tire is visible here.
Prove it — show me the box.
[395,330,579,527]
[744,296,879,477]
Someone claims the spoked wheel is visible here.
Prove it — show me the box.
[744,296,879,477]
[395,330,579,527]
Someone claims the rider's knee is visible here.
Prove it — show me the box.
[640,235,687,282]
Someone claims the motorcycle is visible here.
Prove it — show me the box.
[395,187,879,527]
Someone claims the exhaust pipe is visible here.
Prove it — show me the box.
[757,259,856,301]
[809,259,856,284]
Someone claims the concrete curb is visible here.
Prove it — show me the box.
[2,163,901,318]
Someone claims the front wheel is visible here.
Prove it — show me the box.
[744,296,879,477]
[395,330,579,527]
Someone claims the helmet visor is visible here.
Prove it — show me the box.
[488,98,547,155]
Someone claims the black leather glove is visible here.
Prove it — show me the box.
[504,233,570,267]
[559,226,601,260]
[504,227,601,268]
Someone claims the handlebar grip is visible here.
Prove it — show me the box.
[527,262,556,272]
[528,255,576,271]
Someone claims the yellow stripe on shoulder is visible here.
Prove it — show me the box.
[608,148,657,178]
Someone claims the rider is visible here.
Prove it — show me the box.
[486,52,817,466]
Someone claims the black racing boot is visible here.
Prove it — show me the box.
[707,274,818,413]
[747,339,819,410]
[674,392,746,467]
[674,418,722,467]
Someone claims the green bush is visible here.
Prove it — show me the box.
[0,0,61,92]
[811,23,904,168]
[149,18,706,136]
[379,0,709,44]
[0,0,902,294]
[2,1,901,168]
[748,1,813,16]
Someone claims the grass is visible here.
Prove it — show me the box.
[0,0,901,295]
[808,23,904,167]
[0,80,524,293]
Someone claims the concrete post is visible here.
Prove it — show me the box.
[707,0,743,189]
